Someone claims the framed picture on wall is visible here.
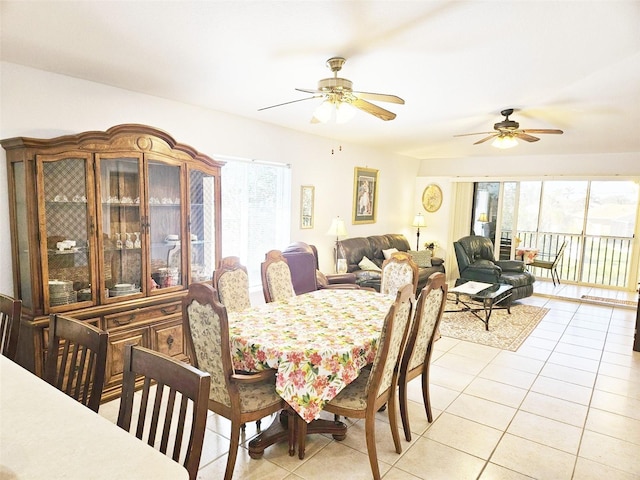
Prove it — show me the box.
[352,167,378,224]
[300,185,314,229]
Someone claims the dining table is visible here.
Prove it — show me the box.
[0,355,189,480]
[228,288,395,459]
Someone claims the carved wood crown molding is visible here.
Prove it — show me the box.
[1,124,225,168]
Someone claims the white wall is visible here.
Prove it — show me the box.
[3,63,638,296]
[0,62,420,294]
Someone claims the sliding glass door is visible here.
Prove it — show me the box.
[472,180,639,289]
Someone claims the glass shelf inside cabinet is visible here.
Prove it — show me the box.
[100,157,143,298]
[41,157,93,307]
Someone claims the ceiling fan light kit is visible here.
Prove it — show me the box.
[259,57,404,123]
[492,134,518,149]
[455,108,564,148]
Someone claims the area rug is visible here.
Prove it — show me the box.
[439,302,549,351]
[580,295,637,307]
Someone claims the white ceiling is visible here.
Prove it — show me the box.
[2,0,639,160]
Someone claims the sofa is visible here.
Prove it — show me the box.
[338,234,445,293]
[453,235,535,301]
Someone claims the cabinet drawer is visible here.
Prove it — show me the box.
[151,318,185,359]
[104,301,182,329]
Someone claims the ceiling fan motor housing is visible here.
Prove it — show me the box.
[318,77,353,92]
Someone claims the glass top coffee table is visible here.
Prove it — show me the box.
[447,280,513,330]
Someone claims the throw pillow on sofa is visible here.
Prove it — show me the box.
[358,256,381,272]
[382,247,399,259]
[407,249,432,268]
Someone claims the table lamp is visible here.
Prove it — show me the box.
[326,216,348,273]
[412,213,426,250]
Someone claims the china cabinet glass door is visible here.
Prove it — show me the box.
[97,155,144,302]
[37,154,96,309]
[189,168,217,282]
[147,158,183,292]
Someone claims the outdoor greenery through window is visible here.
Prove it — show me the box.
[473,180,639,289]
[219,157,291,288]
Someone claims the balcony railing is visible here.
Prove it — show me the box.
[503,231,634,288]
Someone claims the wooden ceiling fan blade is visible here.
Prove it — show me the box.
[352,91,405,104]
[473,134,498,145]
[258,95,321,111]
[521,129,563,134]
[453,131,495,137]
[350,98,396,121]
[516,132,540,142]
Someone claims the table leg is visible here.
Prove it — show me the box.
[248,409,347,459]
[248,410,290,459]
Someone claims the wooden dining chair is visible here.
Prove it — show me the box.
[117,344,211,480]
[214,256,252,312]
[398,272,447,441]
[214,256,263,430]
[44,314,108,412]
[317,283,414,480]
[261,249,295,303]
[182,282,284,480]
[0,293,22,361]
[380,251,419,297]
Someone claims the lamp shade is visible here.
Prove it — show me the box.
[477,213,489,222]
[412,213,427,228]
[492,134,518,149]
[326,217,348,237]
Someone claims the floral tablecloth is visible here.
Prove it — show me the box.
[516,247,539,265]
[228,289,395,422]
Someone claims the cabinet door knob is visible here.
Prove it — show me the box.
[166,335,174,348]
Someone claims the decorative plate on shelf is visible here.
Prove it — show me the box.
[422,184,443,212]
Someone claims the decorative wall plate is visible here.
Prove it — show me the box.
[422,184,443,212]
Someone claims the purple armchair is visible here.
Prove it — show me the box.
[282,242,359,295]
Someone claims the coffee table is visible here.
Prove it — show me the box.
[447,280,513,330]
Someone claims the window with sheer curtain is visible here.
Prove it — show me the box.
[219,157,291,287]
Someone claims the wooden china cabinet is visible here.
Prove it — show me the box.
[1,124,223,401]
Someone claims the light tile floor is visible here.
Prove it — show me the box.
[100,281,639,480]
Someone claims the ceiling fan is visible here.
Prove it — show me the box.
[258,57,404,123]
[454,108,563,148]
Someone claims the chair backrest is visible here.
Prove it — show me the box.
[261,250,295,302]
[552,241,568,267]
[117,344,211,480]
[182,282,235,408]
[454,235,497,268]
[44,314,108,412]
[0,293,22,361]
[401,272,448,374]
[282,242,320,295]
[213,256,252,312]
[380,252,419,296]
[367,283,414,400]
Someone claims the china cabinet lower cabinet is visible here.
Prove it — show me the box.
[2,124,223,401]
